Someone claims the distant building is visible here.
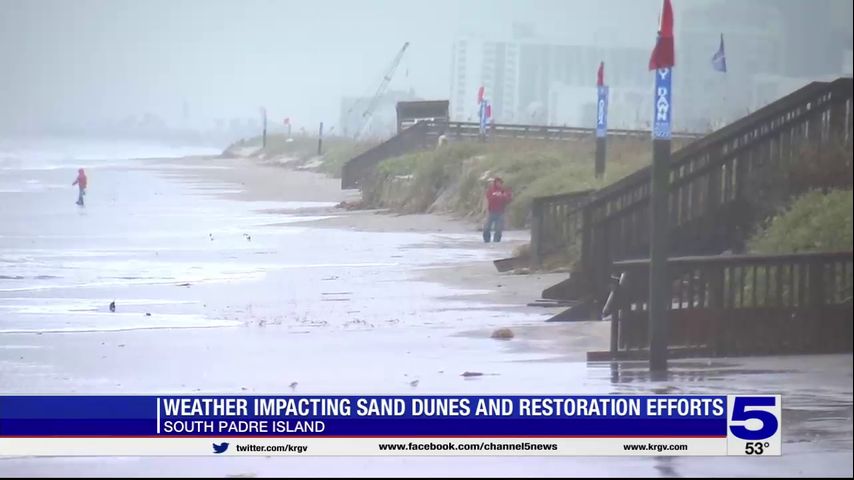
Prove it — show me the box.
[543,45,649,129]
[676,0,786,131]
[549,82,649,131]
[452,9,851,131]
[481,41,521,123]
[450,25,537,124]
[676,0,852,131]
[764,0,853,78]
[450,32,649,128]
[450,38,489,122]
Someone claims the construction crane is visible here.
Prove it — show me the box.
[354,41,410,140]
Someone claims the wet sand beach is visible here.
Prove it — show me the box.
[0,140,851,477]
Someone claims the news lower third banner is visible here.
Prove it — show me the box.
[0,395,781,456]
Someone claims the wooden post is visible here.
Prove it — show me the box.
[649,138,671,372]
[595,137,607,179]
[261,108,267,150]
[808,259,825,308]
[610,301,620,355]
[708,266,725,355]
[530,198,544,268]
[609,272,626,355]
[707,151,722,222]
[649,66,674,373]
[317,122,324,155]
[581,205,593,281]
[595,84,609,179]
[828,79,847,142]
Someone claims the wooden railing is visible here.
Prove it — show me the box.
[567,78,854,300]
[608,252,853,356]
[424,121,702,142]
[529,190,594,266]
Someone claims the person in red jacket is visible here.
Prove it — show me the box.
[483,177,512,243]
[72,168,88,206]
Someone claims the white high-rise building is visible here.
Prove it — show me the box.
[450,34,649,128]
[450,4,850,132]
[450,38,521,123]
[481,41,521,123]
[450,38,481,122]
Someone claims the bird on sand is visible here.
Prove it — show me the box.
[109,301,116,313]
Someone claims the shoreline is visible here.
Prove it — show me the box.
[141,156,499,234]
[141,154,551,307]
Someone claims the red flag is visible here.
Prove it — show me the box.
[597,62,605,86]
[648,0,675,70]
[477,86,485,104]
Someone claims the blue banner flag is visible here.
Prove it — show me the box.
[478,100,491,135]
[596,85,609,138]
[653,68,673,139]
[712,33,727,73]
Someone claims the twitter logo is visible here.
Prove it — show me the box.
[212,442,229,454]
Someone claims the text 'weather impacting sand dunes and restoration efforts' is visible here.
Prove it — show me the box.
[0,395,782,456]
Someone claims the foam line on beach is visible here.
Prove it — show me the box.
[0,318,243,334]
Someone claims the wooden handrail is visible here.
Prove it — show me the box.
[587,79,847,206]
[613,251,854,267]
[425,121,703,140]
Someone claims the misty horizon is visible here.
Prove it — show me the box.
[1,0,851,141]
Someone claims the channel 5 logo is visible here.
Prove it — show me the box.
[726,395,781,456]
[729,397,779,440]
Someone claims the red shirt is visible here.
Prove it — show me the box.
[74,172,88,189]
[486,184,512,213]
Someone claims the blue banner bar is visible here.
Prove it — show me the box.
[596,85,609,138]
[0,395,727,437]
[653,68,672,139]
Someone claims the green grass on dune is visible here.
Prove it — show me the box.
[748,189,853,254]
[366,137,659,228]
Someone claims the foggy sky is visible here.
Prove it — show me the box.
[0,0,670,133]
[1,0,850,135]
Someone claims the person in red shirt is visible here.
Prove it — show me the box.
[483,177,512,243]
[72,168,88,206]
